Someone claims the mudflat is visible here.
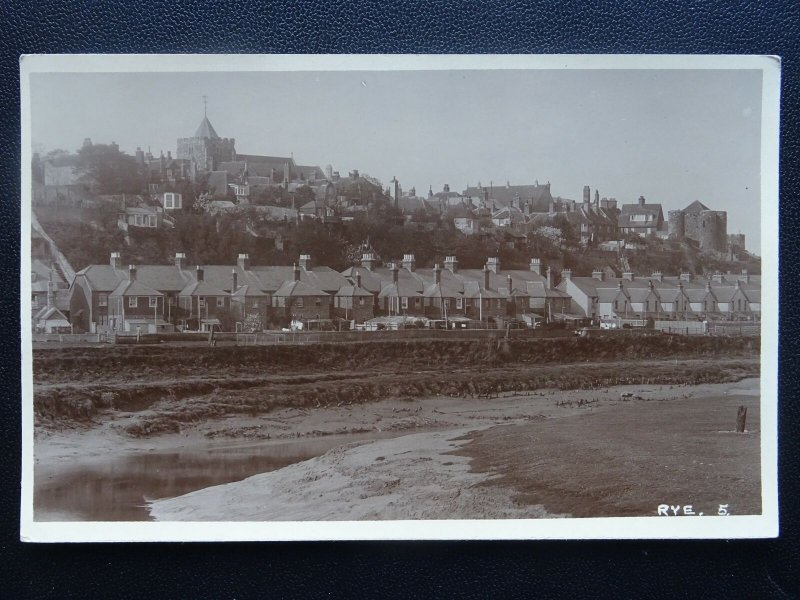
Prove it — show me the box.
[32,338,761,521]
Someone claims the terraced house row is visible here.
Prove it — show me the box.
[65,251,761,333]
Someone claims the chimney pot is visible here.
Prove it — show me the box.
[196,266,204,282]
[530,258,541,275]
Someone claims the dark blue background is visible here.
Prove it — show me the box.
[1,1,798,597]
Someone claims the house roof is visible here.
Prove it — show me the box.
[618,202,664,228]
[218,161,247,180]
[273,279,328,297]
[110,279,163,297]
[34,306,70,324]
[295,165,326,181]
[335,284,374,297]
[231,284,268,298]
[254,205,298,220]
[460,280,505,299]
[179,280,228,297]
[463,184,552,211]
[194,116,220,139]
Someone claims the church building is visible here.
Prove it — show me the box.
[176,104,236,173]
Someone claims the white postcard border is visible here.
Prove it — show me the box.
[19,53,781,542]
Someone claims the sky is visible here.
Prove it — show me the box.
[30,68,763,251]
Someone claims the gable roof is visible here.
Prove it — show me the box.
[110,279,163,297]
[618,202,664,228]
[463,184,552,211]
[273,279,328,297]
[179,280,228,297]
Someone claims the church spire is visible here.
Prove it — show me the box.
[194,95,219,139]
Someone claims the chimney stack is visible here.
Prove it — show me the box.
[592,268,604,281]
[293,263,301,282]
[638,196,646,207]
[46,270,54,308]
[483,265,491,291]
[583,185,590,206]
[486,257,501,274]
[546,266,553,290]
[391,263,399,284]
[562,268,572,281]
[401,254,416,272]
[299,253,312,271]
[361,252,376,271]
[196,266,204,282]
[651,271,663,282]
[128,265,137,281]
[356,273,362,289]
[444,255,459,273]
[680,272,692,283]
[622,271,634,281]
[175,252,186,270]
[110,252,122,270]
[231,269,238,292]
[507,274,513,294]
[238,253,250,270]
[530,258,541,275]
[739,269,749,284]
[594,189,600,207]
[433,264,442,285]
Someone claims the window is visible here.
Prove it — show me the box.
[414,297,421,306]
[401,297,409,309]
[98,294,108,307]
[358,297,365,306]
[296,297,304,308]
[444,298,451,309]
[496,299,502,308]
[315,297,322,307]
[148,215,156,227]
[128,296,138,308]
[456,297,463,309]
[631,214,652,222]
[149,297,158,308]
[199,297,206,308]
[217,297,225,307]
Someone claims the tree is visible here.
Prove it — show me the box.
[243,312,264,333]
[75,143,142,195]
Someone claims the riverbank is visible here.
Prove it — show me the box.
[140,378,760,521]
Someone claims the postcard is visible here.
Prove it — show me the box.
[20,54,780,541]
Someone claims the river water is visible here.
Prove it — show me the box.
[34,434,386,521]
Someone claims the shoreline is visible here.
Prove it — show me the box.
[126,378,760,521]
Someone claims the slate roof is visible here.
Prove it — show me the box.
[231,284,268,298]
[618,202,664,229]
[463,184,552,211]
[273,279,328,297]
[179,280,228,297]
[110,279,163,297]
[34,306,70,324]
[335,284,374,297]
[194,116,220,139]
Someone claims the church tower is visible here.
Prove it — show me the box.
[176,96,236,173]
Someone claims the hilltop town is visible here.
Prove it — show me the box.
[31,110,761,336]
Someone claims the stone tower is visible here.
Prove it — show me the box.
[668,209,685,240]
[176,99,236,173]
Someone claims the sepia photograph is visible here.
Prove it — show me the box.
[19,54,779,541]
